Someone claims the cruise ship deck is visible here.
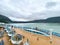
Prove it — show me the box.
[0,27,60,45]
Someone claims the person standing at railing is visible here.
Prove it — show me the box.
[11,25,14,29]
[35,27,38,30]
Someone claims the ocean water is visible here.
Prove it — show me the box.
[7,23,60,33]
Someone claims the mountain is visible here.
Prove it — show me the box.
[27,16,60,23]
[11,16,60,23]
[0,15,60,23]
[45,17,60,23]
[0,15,12,23]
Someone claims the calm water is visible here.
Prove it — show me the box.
[8,23,60,33]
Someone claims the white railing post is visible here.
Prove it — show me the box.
[49,29,53,44]
[22,24,23,30]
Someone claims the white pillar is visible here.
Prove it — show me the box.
[22,24,23,30]
[49,29,53,43]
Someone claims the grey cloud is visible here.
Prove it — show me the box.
[25,10,60,20]
[45,2,57,8]
[0,0,60,21]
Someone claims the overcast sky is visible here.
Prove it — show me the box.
[0,0,60,21]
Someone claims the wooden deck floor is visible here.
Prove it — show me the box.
[0,28,60,45]
[13,28,60,45]
[0,32,13,45]
[0,31,24,45]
